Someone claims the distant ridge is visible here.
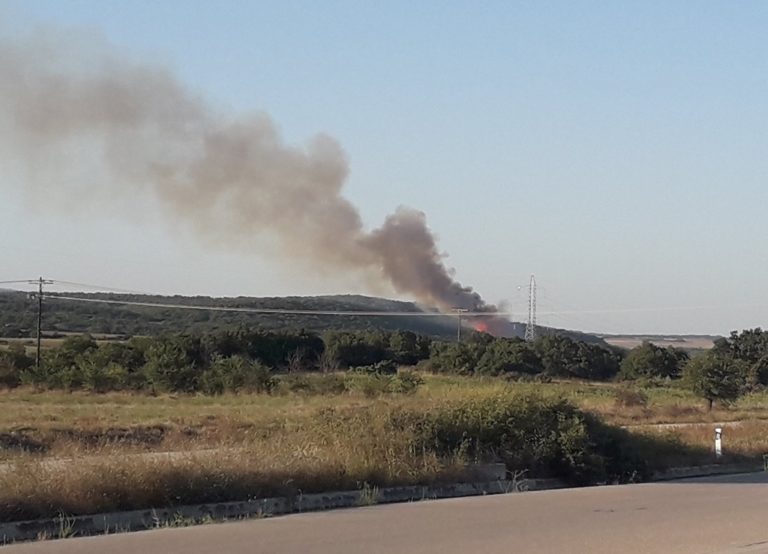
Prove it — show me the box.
[0,290,605,343]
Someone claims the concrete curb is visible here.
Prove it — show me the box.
[650,463,763,481]
[2,463,761,544]
[0,478,566,544]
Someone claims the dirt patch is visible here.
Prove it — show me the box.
[0,433,47,453]
[50,425,168,447]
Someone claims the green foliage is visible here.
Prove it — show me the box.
[619,342,688,380]
[343,373,392,397]
[428,334,618,380]
[204,327,324,369]
[12,326,621,394]
[712,329,768,387]
[322,330,433,369]
[0,344,32,388]
[683,353,747,410]
[199,356,276,395]
[349,360,399,375]
[388,371,424,394]
[276,373,347,395]
[142,335,206,393]
[0,291,460,339]
[476,338,540,375]
[536,335,620,380]
[323,331,390,368]
[80,360,130,393]
[392,394,651,485]
[342,369,424,397]
[428,341,486,374]
[713,328,768,364]
[388,330,431,365]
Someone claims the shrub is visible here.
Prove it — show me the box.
[201,356,276,394]
[80,360,130,393]
[343,374,392,397]
[391,394,652,485]
[349,360,398,376]
[276,373,347,395]
[388,371,424,394]
[142,336,206,393]
[0,344,29,388]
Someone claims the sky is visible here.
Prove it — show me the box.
[1,0,767,335]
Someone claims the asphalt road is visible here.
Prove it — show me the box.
[6,472,768,554]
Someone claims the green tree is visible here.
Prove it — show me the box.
[0,343,31,388]
[142,335,207,393]
[323,331,389,368]
[712,328,768,363]
[475,338,541,375]
[533,336,619,380]
[683,353,747,411]
[619,342,687,380]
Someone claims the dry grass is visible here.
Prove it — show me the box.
[0,405,467,522]
[3,377,768,456]
[2,375,767,523]
[633,420,768,462]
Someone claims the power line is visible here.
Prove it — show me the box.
[7,276,759,325]
[51,280,148,295]
[46,294,513,318]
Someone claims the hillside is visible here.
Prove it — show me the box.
[0,290,604,343]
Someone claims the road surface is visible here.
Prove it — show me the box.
[6,472,768,554]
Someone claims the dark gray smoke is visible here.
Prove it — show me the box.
[0,31,491,312]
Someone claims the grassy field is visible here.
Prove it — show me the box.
[1,374,766,524]
[3,375,768,454]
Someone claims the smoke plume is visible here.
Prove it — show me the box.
[0,31,494,313]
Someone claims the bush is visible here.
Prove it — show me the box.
[276,373,347,395]
[80,360,131,393]
[388,371,424,394]
[390,394,652,485]
[0,344,30,388]
[200,356,276,395]
[349,360,399,375]
[142,335,206,393]
[344,373,392,397]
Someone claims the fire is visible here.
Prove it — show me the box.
[473,321,489,333]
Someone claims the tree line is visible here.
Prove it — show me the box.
[2,326,767,407]
[0,327,619,392]
[618,329,768,409]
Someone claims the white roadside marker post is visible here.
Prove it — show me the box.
[714,427,723,459]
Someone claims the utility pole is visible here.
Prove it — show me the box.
[28,277,53,371]
[453,308,468,342]
[524,274,537,342]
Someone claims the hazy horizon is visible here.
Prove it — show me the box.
[2,1,767,336]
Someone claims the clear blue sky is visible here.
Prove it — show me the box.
[2,0,767,334]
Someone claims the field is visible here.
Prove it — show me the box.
[2,374,767,525]
[602,335,718,352]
